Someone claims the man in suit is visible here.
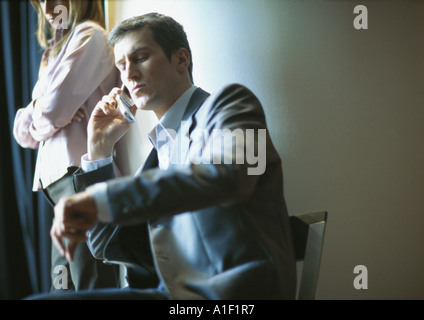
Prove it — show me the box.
[48,12,296,300]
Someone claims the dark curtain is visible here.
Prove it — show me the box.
[0,0,51,299]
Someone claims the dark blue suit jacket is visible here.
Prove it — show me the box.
[73,84,296,299]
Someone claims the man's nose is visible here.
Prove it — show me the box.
[125,62,141,82]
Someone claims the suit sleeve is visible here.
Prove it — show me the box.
[104,84,278,226]
[72,163,118,260]
[73,162,117,192]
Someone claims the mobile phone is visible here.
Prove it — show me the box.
[116,85,136,123]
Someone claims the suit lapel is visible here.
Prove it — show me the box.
[140,148,158,172]
[182,87,210,123]
[171,88,210,166]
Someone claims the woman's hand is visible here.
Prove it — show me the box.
[72,107,85,122]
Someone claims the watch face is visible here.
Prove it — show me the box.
[116,91,136,123]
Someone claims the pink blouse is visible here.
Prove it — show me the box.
[13,21,120,191]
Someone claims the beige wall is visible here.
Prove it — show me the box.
[106,0,424,299]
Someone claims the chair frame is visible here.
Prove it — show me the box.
[289,211,328,300]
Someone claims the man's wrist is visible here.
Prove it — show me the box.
[87,138,114,161]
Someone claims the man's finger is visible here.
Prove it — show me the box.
[60,217,96,232]
[60,231,88,242]
[50,226,66,257]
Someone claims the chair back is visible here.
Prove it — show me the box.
[289,211,328,300]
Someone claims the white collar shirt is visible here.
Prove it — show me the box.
[148,86,197,170]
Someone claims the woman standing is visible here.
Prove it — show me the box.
[13,0,120,292]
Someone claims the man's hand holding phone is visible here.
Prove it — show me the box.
[87,87,136,161]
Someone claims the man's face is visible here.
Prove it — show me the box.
[114,28,182,118]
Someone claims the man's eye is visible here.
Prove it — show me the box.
[136,56,147,62]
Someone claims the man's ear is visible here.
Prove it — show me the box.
[174,48,190,73]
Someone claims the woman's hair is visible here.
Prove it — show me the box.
[30,0,105,58]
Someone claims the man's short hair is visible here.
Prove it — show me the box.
[109,13,193,83]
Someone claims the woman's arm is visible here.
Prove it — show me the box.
[13,22,115,146]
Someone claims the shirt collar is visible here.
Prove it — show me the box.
[148,86,197,150]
